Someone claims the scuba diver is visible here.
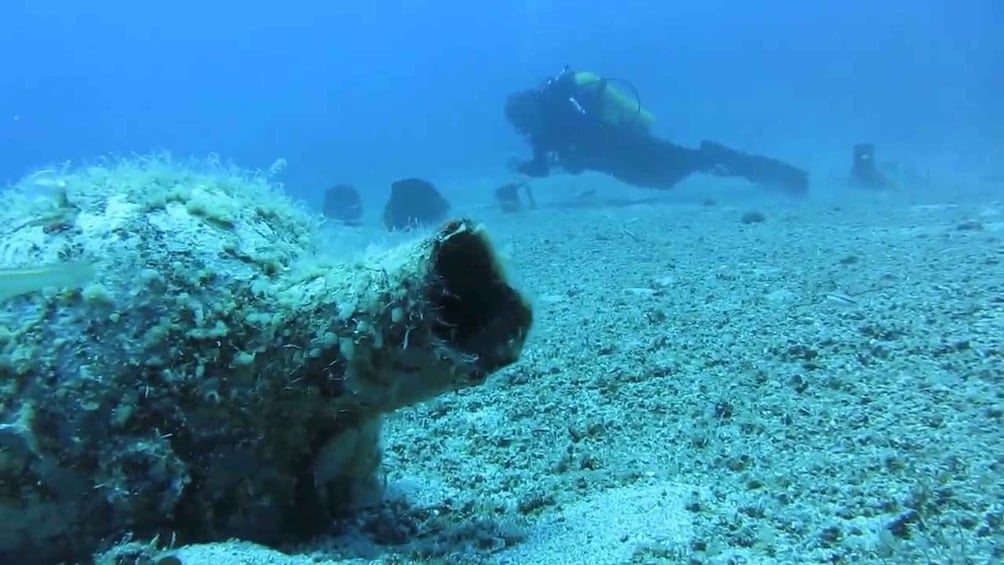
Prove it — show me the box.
[504,66,810,194]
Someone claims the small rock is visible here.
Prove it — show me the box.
[741,211,766,224]
[766,289,797,304]
[653,276,676,287]
[623,287,656,298]
[838,255,860,265]
[322,184,363,226]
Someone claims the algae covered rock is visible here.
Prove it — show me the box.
[322,182,363,225]
[0,156,533,563]
[383,177,451,231]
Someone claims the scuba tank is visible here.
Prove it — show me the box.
[571,70,655,130]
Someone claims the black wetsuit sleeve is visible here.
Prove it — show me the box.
[516,140,551,177]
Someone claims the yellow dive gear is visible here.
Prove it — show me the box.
[573,71,656,130]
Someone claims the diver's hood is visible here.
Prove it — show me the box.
[504,89,540,134]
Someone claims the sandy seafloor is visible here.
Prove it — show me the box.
[104,175,1003,565]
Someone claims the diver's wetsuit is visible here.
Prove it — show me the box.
[506,68,809,194]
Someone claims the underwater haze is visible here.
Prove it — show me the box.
[1,0,1001,201]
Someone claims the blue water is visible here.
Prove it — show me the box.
[1,0,1000,205]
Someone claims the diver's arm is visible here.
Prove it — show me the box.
[514,144,551,177]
